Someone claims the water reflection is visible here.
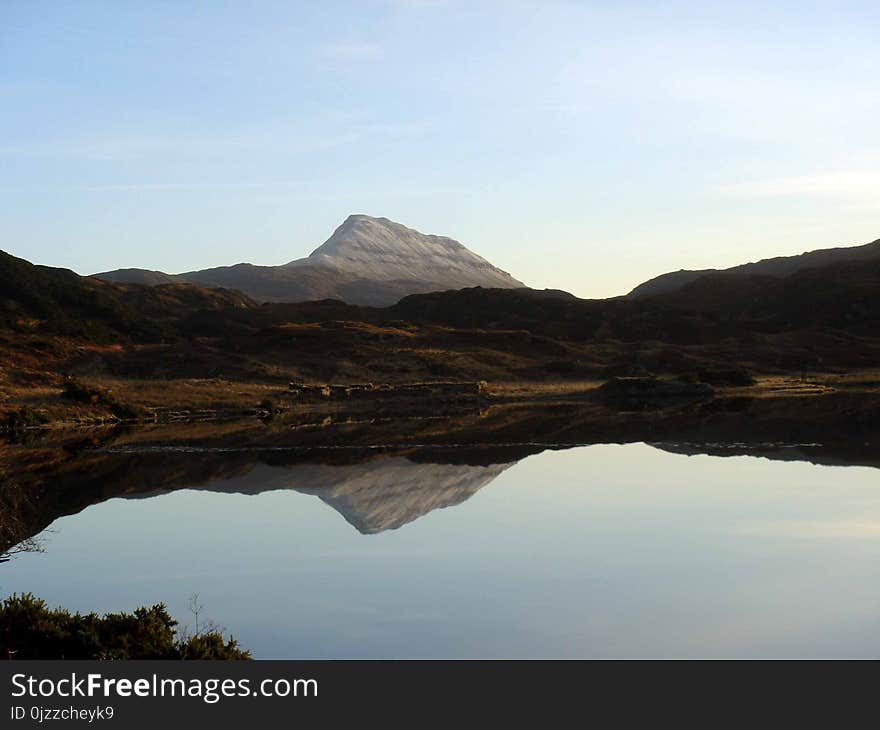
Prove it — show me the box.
[1,396,879,657]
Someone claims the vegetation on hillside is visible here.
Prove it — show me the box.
[0,250,252,345]
[1,246,880,427]
[0,251,170,343]
[61,377,143,419]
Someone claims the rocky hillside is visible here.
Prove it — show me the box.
[95,214,524,306]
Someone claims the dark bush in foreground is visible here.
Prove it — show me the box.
[0,593,250,660]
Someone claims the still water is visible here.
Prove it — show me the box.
[4,442,879,658]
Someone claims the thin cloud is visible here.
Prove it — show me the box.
[390,0,449,8]
[75,182,288,192]
[731,519,880,540]
[720,170,880,200]
[0,129,363,162]
[318,42,382,63]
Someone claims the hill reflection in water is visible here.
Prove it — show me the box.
[2,396,880,657]
[2,393,879,557]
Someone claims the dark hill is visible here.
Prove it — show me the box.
[7,245,880,348]
[629,236,880,298]
[3,246,880,389]
[0,250,254,343]
[388,287,602,340]
[94,268,176,286]
[656,256,880,335]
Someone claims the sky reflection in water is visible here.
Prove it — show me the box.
[4,443,879,658]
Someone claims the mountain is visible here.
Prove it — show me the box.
[4,233,880,403]
[95,214,525,306]
[628,236,880,298]
[178,457,514,534]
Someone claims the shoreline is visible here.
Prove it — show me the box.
[0,373,868,434]
[2,370,879,434]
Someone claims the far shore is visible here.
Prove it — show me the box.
[3,370,879,433]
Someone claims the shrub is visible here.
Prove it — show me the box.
[60,378,143,420]
[2,407,50,433]
[109,401,143,420]
[0,593,251,660]
[61,378,103,405]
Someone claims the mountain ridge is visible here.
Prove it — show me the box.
[4,241,880,431]
[94,214,524,306]
[629,236,880,298]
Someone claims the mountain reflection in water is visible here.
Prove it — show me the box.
[2,397,880,658]
[131,457,515,535]
[2,394,879,556]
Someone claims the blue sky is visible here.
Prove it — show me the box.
[2,0,878,297]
